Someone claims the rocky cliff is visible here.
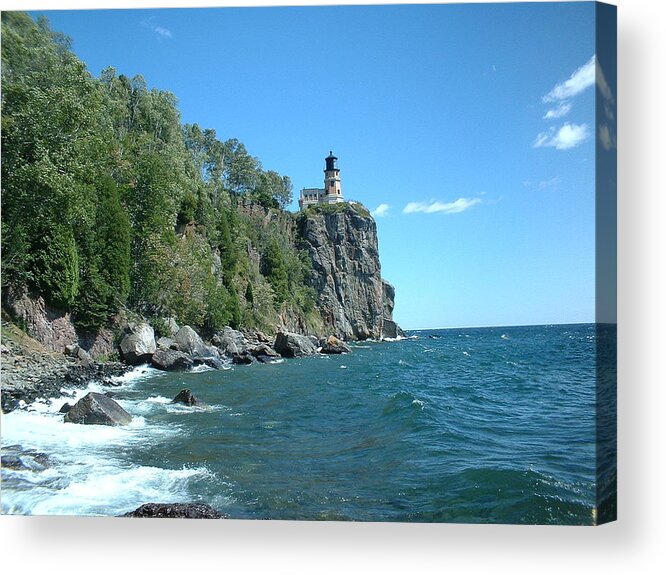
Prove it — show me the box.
[297,203,403,341]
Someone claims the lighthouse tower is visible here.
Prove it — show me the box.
[323,151,343,204]
[299,151,345,210]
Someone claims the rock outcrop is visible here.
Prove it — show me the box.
[64,392,132,426]
[274,331,317,358]
[297,204,402,340]
[320,335,352,354]
[151,349,194,371]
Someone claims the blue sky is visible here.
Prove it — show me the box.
[28,2,603,329]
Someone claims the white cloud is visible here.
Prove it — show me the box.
[371,203,391,218]
[543,55,596,102]
[533,123,590,150]
[402,197,481,215]
[142,18,173,40]
[543,102,572,120]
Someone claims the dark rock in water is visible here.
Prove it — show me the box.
[122,502,223,519]
[172,389,200,406]
[1,449,52,472]
[151,348,194,371]
[232,352,256,365]
[320,335,352,355]
[64,392,132,426]
[250,344,280,360]
[119,323,156,365]
[274,331,317,358]
[193,355,225,370]
[59,402,72,413]
[256,354,280,364]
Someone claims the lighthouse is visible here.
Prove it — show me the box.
[299,152,346,210]
[323,151,342,203]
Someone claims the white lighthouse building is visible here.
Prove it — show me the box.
[299,151,345,210]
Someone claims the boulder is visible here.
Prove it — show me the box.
[76,346,93,367]
[156,337,176,350]
[151,349,194,371]
[250,344,280,359]
[64,392,132,426]
[122,503,223,519]
[174,325,208,357]
[320,335,352,355]
[119,323,156,365]
[59,402,72,414]
[231,352,256,365]
[172,389,200,406]
[64,343,79,357]
[213,327,249,357]
[274,332,317,358]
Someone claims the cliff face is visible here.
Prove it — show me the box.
[297,204,403,341]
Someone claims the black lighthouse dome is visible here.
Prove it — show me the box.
[325,151,338,172]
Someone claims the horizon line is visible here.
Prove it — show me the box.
[402,320,606,331]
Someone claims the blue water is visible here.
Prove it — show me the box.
[1,324,613,524]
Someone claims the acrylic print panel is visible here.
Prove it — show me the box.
[0,1,616,525]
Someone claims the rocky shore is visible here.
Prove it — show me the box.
[1,318,129,413]
[1,313,356,415]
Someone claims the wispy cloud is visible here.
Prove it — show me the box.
[142,18,173,40]
[534,123,590,150]
[403,197,481,215]
[543,55,596,103]
[543,102,572,120]
[371,203,391,218]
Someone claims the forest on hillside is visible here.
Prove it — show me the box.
[1,12,321,337]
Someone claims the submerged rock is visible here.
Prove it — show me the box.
[64,392,132,426]
[119,323,156,365]
[171,389,201,406]
[151,349,194,371]
[122,502,223,519]
[274,331,317,358]
[320,335,352,355]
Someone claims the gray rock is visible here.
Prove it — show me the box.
[213,326,249,357]
[296,205,403,340]
[274,332,317,358]
[119,323,156,365]
[320,335,352,354]
[59,402,72,413]
[64,343,79,357]
[151,349,194,371]
[250,344,280,359]
[156,337,176,350]
[76,346,93,367]
[64,392,132,426]
[173,325,208,357]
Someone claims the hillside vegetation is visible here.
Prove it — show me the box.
[1,12,321,337]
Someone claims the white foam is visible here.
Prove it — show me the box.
[110,365,163,386]
[1,383,191,516]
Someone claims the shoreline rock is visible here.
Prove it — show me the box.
[63,392,132,426]
[121,502,224,519]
